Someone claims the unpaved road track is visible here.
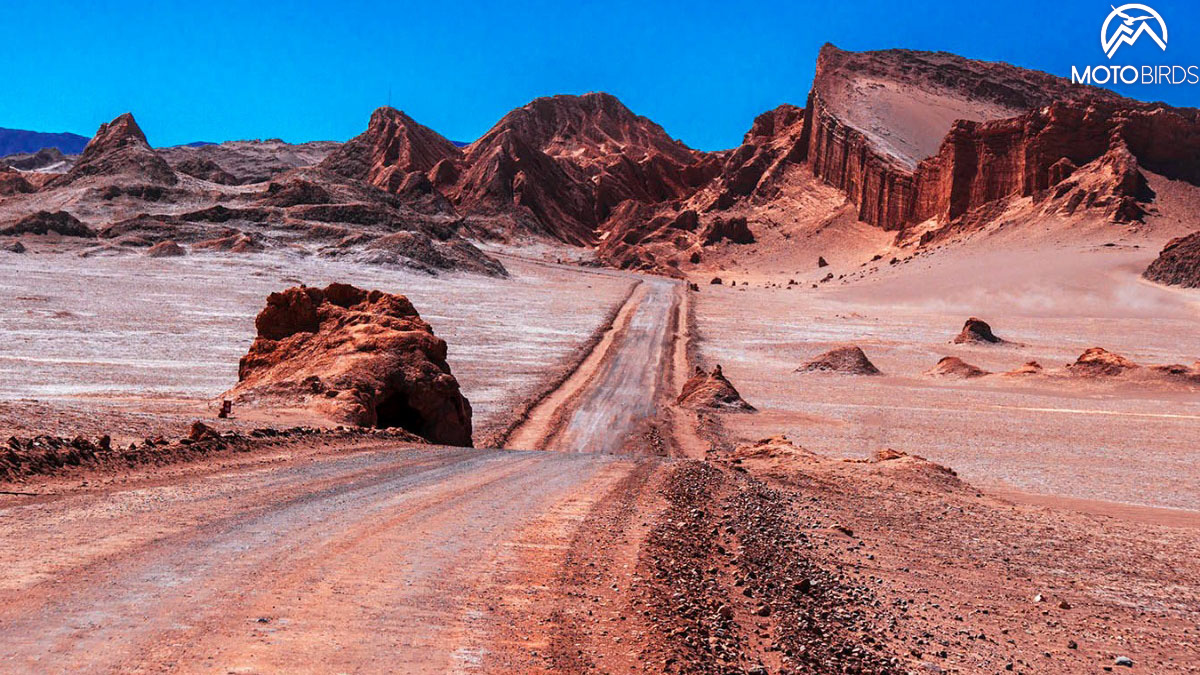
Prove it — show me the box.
[0,447,645,672]
[506,277,681,453]
[0,269,684,673]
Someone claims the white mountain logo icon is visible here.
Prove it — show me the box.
[1102,4,1167,59]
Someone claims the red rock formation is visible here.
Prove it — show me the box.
[910,102,1174,229]
[797,345,882,375]
[50,113,177,187]
[0,211,94,237]
[677,365,755,412]
[952,317,1005,344]
[925,356,990,379]
[226,283,473,446]
[145,240,186,257]
[173,156,237,184]
[450,93,714,246]
[1067,348,1140,377]
[1005,361,1044,377]
[1144,231,1200,288]
[320,107,462,193]
[0,167,34,196]
[797,45,1180,234]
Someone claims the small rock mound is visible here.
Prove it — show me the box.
[1143,231,1200,288]
[1067,347,1139,377]
[225,283,473,446]
[358,232,507,277]
[145,240,186,257]
[797,345,881,375]
[0,211,95,237]
[860,449,967,493]
[731,435,817,461]
[925,356,990,379]
[0,167,34,196]
[1005,361,1044,376]
[192,232,264,253]
[952,317,1005,344]
[677,365,756,412]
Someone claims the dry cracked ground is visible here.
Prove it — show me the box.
[1,243,1198,675]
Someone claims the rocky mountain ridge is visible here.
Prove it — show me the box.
[5,44,1199,276]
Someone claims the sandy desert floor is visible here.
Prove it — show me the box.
[693,242,1200,512]
[1,235,1198,673]
[0,246,635,444]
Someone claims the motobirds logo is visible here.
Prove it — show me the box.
[1071,4,1199,86]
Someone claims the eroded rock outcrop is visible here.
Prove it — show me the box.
[0,210,95,237]
[677,365,756,412]
[1144,231,1200,288]
[1067,347,1140,378]
[0,167,34,196]
[797,345,882,375]
[320,107,463,193]
[952,317,1005,344]
[173,156,237,184]
[145,240,186,257]
[925,356,990,379]
[50,113,177,187]
[226,283,473,446]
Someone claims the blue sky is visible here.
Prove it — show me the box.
[5,0,1199,150]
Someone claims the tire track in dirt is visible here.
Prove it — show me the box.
[0,447,640,672]
[506,277,682,454]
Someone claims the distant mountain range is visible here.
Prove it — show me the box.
[0,127,90,155]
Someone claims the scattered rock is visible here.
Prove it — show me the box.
[1144,231,1200,288]
[818,256,829,268]
[3,240,26,254]
[187,421,221,443]
[225,283,474,446]
[677,365,756,412]
[1,211,95,238]
[145,240,186,257]
[1005,361,1044,376]
[192,232,264,253]
[925,356,990,379]
[710,277,722,285]
[1067,347,1139,377]
[1114,656,1134,667]
[0,166,34,195]
[952,317,1005,344]
[797,345,882,375]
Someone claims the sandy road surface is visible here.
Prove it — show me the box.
[507,277,681,453]
[0,447,651,672]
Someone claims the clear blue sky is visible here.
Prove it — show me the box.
[5,0,1199,150]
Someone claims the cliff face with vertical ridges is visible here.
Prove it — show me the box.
[798,44,1143,231]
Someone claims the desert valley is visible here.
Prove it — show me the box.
[1,44,1199,673]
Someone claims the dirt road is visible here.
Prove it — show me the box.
[506,277,681,453]
[0,447,654,672]
[0,266,685,673]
